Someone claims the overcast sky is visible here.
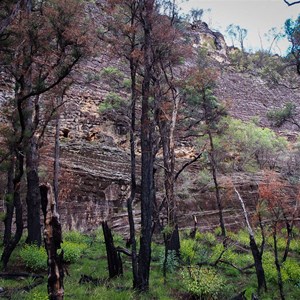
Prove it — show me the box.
[179,0,299,55]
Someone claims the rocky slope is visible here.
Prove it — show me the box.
[1,13,300,234]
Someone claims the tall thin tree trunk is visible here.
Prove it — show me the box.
[156,93,180,260]
[273,226,285,300]
[53,108,60,207]
[208,129,226,238]
[137,0,155,292]
[128,57,138,288]
[25,96,41,245]
[1,150,24,269]
[234,187,267,294]
[3,155,15,246]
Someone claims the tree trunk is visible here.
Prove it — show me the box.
[1,150,24,269]
[25,96,42,245]
[42,183,64,300]
[53,110,60,207]
[128,55,138,288]
[208,129,226,238]
[137,0,155,292]
[250,235,267,294]
[102,221,123,278]
[273,227,285,300]
[234,187,267,294]
[3,155,15,246]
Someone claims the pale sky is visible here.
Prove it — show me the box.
[179,0,299,55]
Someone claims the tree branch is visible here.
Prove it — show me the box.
[175,144,206,181]
[283,0,300,5]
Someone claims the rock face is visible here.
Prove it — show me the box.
[189,21,228,63]
[1,14,299,235]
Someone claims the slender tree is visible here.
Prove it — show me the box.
[184,67,227,238]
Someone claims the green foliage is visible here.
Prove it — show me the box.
[101,66,124,80]
[197,169,211,186]
[60,241,87,263]
[122,78,131,91]
[195,231,217,245]
[212,117,287,171]
[19,244,47,271]
[285,15,300,66]
[99,92,125,113]
[86,72,100,82]
[228,49,250,71]
[181,266,226,299]
[64,230,89,244]
[159,250,179,273]
[101,66,125,88]
[26,291,48,300]
[180,239,197,264]
[267,102,297,127]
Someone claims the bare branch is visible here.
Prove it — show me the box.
[175,144,207,181]
[284,0,300,6]
[234,186,254,237]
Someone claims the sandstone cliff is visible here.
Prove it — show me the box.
[1,14,299,234]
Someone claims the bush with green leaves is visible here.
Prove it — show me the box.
[99,92,126,113]
[60,241,87,263]
[180,239,198,264]
[19,244,47,271]
[211,117,287,171]
[64,230,89,244]
[159,250,179,273]
[267,102,297,128]
[195,231,217,245]
[101,66,124,88]
[181,266,226,299]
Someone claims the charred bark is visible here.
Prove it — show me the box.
[136,0,155,292]
[127,55,138,287]
[250,235,267,294]
[25,96,42,245]
[273,226,285,300]
[43,183,64,300]
[102,221,123,278]
[1,150,24,269]
[3,155,15,246]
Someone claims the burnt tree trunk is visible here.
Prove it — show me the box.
[102,221,123,278]
[25,96,42,245]
[273,226,285,300]
[1,150,24,269]
[250,235,267,294]
[43,183,64,300]
[3,155,15,246]
[128,54,138,287]
[137,0,155,292]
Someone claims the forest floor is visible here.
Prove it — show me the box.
[0,228,299,299]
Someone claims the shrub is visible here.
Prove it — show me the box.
[213,117,287,171]
[159,250,179,273]
[61,241,87,263]
[181,266,226,299]
[64,230,88,244]
[180,239,197,264]
[19,244,47,271]
[99,92,126,113]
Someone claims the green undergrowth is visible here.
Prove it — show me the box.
[0,228,299,299]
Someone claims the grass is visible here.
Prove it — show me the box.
[0,228,299,299]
